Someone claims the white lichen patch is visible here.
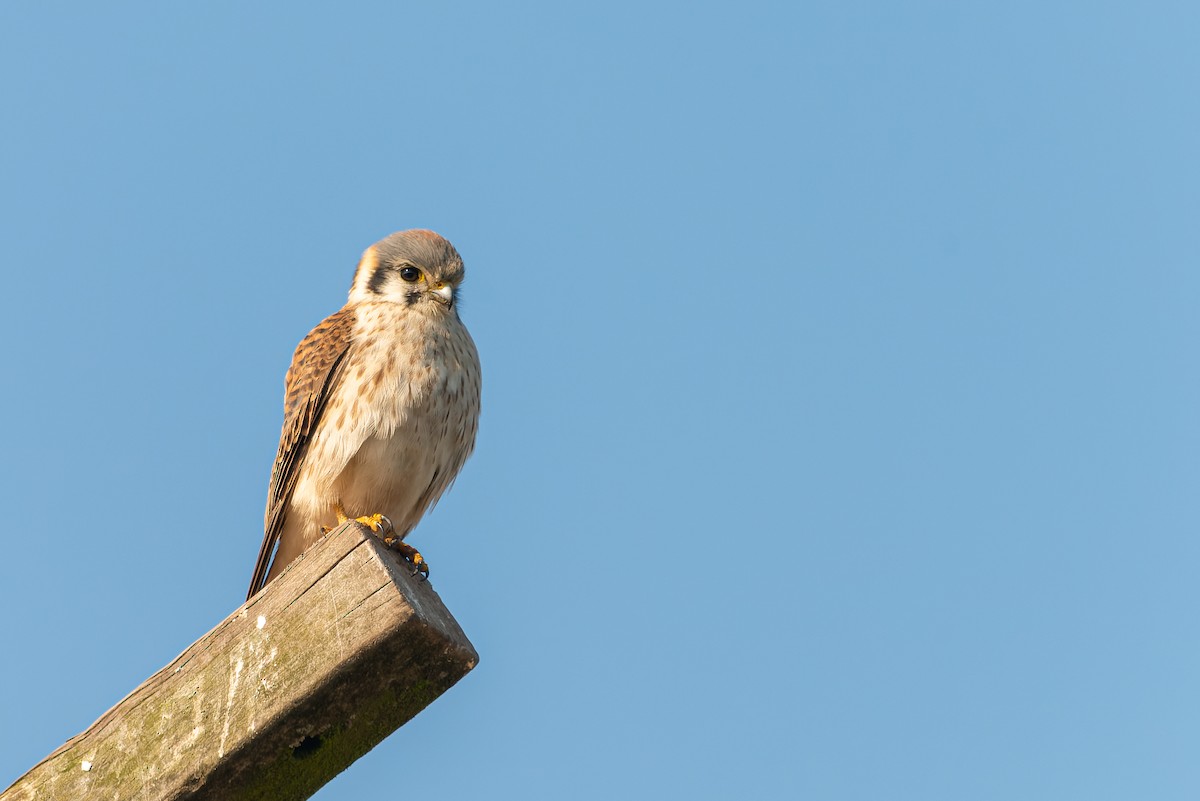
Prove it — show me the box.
[218,657,245,758]
[257,615,267,629]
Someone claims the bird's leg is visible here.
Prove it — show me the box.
[372,521,430,579]
[321,502,349,533]
[331,501,429,579]
[395,543,429,580]
[327,500,387,533]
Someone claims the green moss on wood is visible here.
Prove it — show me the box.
[227,678,446,801]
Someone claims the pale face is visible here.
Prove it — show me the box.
[347,229,466,312]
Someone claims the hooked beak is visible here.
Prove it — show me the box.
[431,283,454,306]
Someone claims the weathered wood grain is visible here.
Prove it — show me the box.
[2,521,478,801]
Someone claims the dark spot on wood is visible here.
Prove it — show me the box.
[293,734,322,759]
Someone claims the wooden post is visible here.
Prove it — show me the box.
[1,522,479,801]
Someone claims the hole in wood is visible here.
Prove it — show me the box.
[292,734,323,759]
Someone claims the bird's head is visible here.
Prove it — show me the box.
[348,229,466,313]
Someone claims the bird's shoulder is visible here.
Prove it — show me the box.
[278,307,358,429]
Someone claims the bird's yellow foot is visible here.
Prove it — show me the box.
[333,502,391,534]
[355,512,392,533]
[333,503,428,579]
[395,542,429,580]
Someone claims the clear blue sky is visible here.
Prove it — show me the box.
[2,2,1198,799]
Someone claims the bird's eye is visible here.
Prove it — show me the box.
[399,266,422,282]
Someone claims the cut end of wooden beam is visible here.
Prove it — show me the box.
[3,522,478,801]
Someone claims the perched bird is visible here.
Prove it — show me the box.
[246,229,481,600]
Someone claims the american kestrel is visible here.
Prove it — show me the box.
[246,229,482,600]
